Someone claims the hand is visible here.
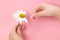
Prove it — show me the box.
[9,23,24,40]
[31,3,60,20]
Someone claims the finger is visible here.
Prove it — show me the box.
[31,12,44,18]
[17,25,21,35]
[17,23,25,35]
[34,3,46,13]
[11,24,18,33]
[17,24,22,35]
[31,10,49,18]
[34,6,43,13]
[11,23,21,34]
[9,23,20,37]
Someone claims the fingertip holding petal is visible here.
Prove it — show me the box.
[30,16,34,19]
[30,15,36,19]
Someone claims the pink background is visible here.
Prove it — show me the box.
[0,0,60,40]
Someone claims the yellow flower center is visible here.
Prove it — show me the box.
[19,13,25,18]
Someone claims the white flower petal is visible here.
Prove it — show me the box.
[24,18,28,23]
[16,18,23,23]
[19,10,26,14]
[13,13,18,19]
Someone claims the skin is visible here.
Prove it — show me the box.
[9,3,60,40]
[9,23,24,40]
[31,3,60,19]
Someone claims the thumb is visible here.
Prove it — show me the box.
[31,11,46,19]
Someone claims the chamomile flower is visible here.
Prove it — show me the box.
[13,10,28,24]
